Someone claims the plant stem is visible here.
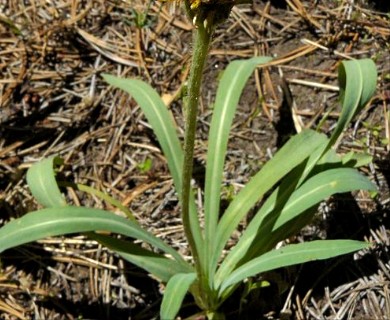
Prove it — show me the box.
[182,21,212,275]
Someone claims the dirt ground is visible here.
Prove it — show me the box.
[0,0,389,319]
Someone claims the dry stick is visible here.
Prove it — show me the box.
[255,1,274,122]
[0,300,27,319]
[286,0,324,31]
[135,28,153,82]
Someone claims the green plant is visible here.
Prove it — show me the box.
[137,157,153,173]
[127,0,154,28]
[0,1,378,319]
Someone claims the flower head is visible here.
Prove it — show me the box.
[190,0,236,9]
[161,0,250,28]
[164,0,239,9]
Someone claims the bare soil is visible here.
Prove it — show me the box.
[0,0,389,319]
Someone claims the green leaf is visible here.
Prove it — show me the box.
[102,74,204,268]
[160,273,197,320]
[137,158,153,173]
[216,165,376,287]
[219,240,370,293]
[329,59,376,147]
[0,206,186,266]
[210,130,327,276]
[296,59,377,185]
[27,156,136,220]
[102,75,183,196]
[216,59,377,293]
[242,168,375,263]
[271,168,376,230]
[204,57,271,276]
[26,156,67,208]
[89,233,192,283]
[59,181,136,221]
[341,151,373,168]
[215,177,297,290]
[0,15,21,36]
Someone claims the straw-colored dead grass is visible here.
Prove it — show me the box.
[0,0,389,319]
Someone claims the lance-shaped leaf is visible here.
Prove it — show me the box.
[102,75,184,198]
[210,130,327,275]
[26,155,66,208]
[216,58,377,289]
[0,206,187,267]
[331,59,377,147]
[204,57,271,278]
[102,75,204,267]
[219,240,370,293]
[298,59,377,183]
[272,168,376,230]
[215,165,375,285]
[27,156,135,220]
[244,168,375,265]
[160,273,197,320]
[89,233,192,283]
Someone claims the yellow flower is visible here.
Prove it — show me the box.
[190,0,201,9]
[162,0,199,9]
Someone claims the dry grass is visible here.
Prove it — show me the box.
[0,0,389,319]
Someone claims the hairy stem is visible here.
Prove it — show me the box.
[182,19,212,293]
